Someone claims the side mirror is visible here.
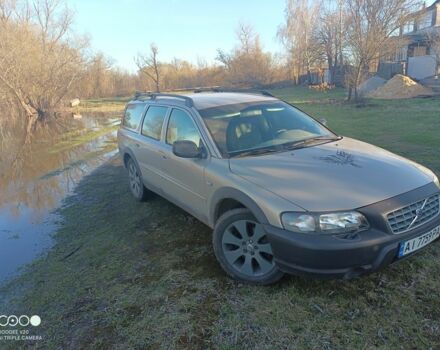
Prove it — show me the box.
[320,118,328,126]
[172,140,202,158]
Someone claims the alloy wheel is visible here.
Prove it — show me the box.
[222,219,275,277]
[128,160,142,198]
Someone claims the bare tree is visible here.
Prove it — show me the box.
[0,0,15,21]
[136,43,161,92]
[317,0,348,83]
[216,49,232,71]
[0,0,87,127]
[236,22,255,55]
[344,0,421,100]
[216,23,273,87]
[278,0,323,83]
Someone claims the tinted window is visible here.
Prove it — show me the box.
[141,106,168,140]
[122,103,146,130]
[166,109,201,146]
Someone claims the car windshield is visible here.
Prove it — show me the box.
[198,100,337,157]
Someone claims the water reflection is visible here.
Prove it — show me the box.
[0,111,121,283]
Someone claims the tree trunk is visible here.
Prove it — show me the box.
[326,55,334,84]
[24,114,38,144]
[20,100,35,118]
[348,64,363,102]
[0,75,36,117]
[332,54,338,85]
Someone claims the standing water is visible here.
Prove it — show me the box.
[0,111,122,283]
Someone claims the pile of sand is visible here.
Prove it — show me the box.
[367,74,434,99]
[358,76,386,96]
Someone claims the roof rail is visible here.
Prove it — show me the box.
[133,91,194,107]
[192,87,275,98]
[259,90,275,97]
[134,91,152,100]
[193,86,221,93]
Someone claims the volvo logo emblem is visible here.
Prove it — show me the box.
[408,199,428,230]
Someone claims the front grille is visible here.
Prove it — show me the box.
[387,194,440,234]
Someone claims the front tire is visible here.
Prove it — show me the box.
[213,208,284,285]
[126,157,148,201]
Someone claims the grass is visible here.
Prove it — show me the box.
[1,87,440,349]
[48,124,119,154]
[70,96,129,113]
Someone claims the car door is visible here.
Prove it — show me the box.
[133,104,169,194]
[161,108,208,221]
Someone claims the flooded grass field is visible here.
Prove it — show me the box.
[0,89,439,349]
[0,111,121,283]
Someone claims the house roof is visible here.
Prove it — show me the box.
[428,0,440,9]
[406,25,440,41]
[410,0,439,17]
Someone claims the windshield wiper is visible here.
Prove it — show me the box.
[282,135,342,151]
[309,135,342,141]
[229,136,342,157]
[229,147,281,158]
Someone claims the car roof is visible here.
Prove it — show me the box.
[128,92,278,110]
[185,92,277,110]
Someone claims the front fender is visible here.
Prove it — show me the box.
[209,187,269,227]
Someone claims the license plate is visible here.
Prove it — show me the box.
[398,225,440,258]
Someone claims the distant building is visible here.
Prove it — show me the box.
[384,0,440,81]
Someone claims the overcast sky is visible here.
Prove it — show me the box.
[67,0,437,73]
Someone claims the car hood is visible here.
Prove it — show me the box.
[229,137,435,212]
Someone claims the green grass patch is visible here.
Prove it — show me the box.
[48,125,119,154]
[71,97,129,113]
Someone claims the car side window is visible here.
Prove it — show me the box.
[122,103,146,130]
[166,109,202,146]
[141,106,168,140]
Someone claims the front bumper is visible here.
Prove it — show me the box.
[265,184,440,279]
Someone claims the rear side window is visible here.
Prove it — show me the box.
[166,109,201,146]
[141,106,168,140]
[122,103,146,130]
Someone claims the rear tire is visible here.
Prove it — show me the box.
[213,208,284,285]
[126,157,149,201]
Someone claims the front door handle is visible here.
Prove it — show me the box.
[159,151,167,159]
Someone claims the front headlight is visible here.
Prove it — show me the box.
[281,211,369,234]
[319,212,369,234]
[434,175,440,189]
[281,213,316,233]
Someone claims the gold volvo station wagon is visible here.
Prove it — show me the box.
[118,90,440,284]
